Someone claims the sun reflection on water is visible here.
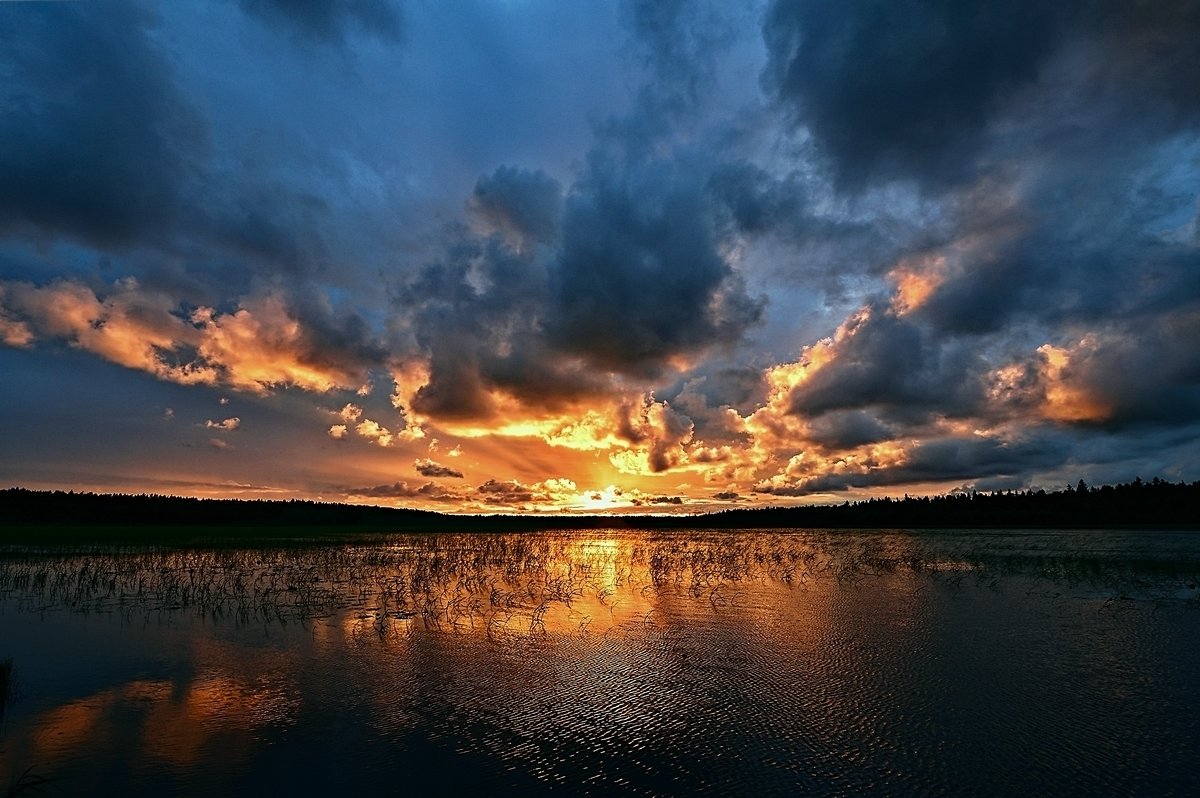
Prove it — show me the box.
[1,530,1199,795]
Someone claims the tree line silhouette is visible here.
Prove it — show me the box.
[0,478,1196,536]
[693,478,1200,530]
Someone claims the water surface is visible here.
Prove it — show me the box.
[1,528,1198,795]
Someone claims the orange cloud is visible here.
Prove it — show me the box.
[987,338,1113,424]
[1,278,218,385]
[888,254,948,315]
[0,278,374,395]
[751,440,912,496]
[323,398,427,448]
[388,371,704,476]
[729,328,848,480]
[1035,341,1112,423]
[476,477,580,507]
[387,362,432,440]
[355,418,394,447]
[190,295,368,394]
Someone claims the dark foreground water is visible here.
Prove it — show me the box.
[1,528,1198,796]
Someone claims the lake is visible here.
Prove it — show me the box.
[1,528,1199,796]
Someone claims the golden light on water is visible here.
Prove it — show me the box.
[577,486,630,512]
[28,676,297,771]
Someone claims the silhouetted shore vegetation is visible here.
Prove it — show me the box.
[0,478,1196,543]
[704,478,1200,531]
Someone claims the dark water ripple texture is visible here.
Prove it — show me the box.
[0,529,1198,796]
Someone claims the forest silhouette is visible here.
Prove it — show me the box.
[1,478,1196,539]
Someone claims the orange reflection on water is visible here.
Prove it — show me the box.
[0,531,946,651]
[23,672,298,774]
[31,687,133,755]
[531,536,657,635]
[309,531,855,641]
[140,673,300,766]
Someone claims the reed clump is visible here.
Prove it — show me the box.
[0,531,1195,637]
[0,657,11,721]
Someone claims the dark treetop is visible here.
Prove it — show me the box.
[1,479,1197,542]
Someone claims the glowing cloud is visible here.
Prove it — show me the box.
[1035,342,1112,423]
[3,0,1198,510]
[0,279,378,396]
[889,255,948,315]
[190,295,368,395]
[355,419,394,447]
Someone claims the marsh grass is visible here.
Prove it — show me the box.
[0,660,53,798]
[4,765,54,798]
[0,658,11,722]
[0,531,1196,637]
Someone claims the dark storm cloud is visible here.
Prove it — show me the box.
[1067,424,1200,485]
[469,166,563,247]
[749,0,1200,468]
[1082,2,1200,125]
[788,305,984,420]
[778,419,1199,496]
[395,236,535,419]
[707,161,807,236]
[663,365,765,445]
[916,167,1200,339]
[402,143,770,421]
[544,152,764,373]
[195,188,333,280]
[782,236,1198,437]
[240,0,404,44]
[528,2,765,377]
[0,2,205,247]
[762,0,1200,190]
[281,288,390,378]
[763,0,1063,188]
[414,458,464,479]
[706,159,910,298]
[0,1,352,295]
[398,233,609,420]
[956,475,1034,494]
[620,0,736,102]
[1045,318,1200,429]
[890,434,1073,485]
[615,396,694,473]
[333,2,766,421]
[804,410,894,451]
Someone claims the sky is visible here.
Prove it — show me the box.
[1,0,1198,514]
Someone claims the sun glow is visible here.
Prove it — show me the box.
[578,485,629,512]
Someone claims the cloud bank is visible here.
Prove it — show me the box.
[0,0,1197,509]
